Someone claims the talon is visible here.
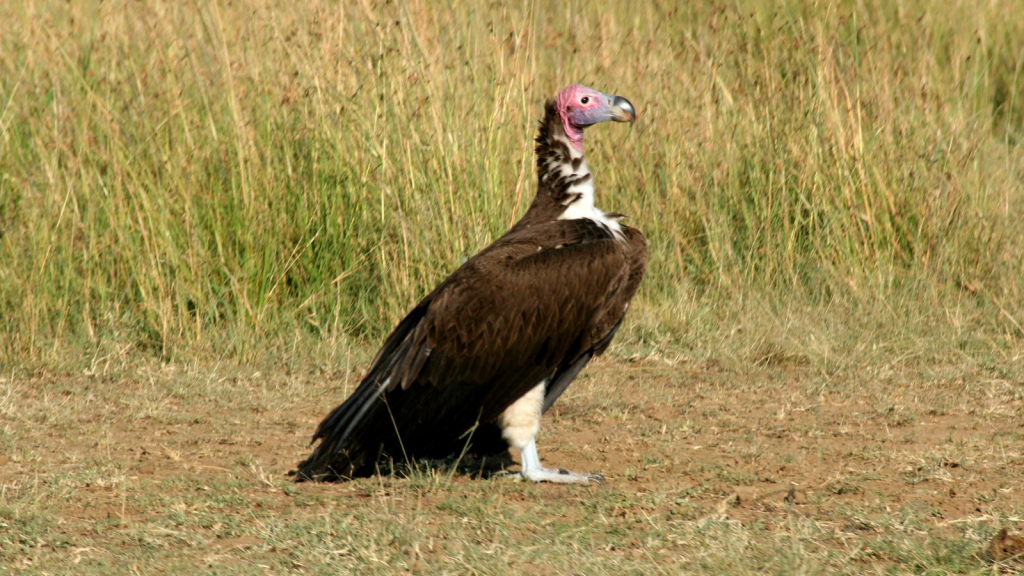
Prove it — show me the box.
[514,439,605,485]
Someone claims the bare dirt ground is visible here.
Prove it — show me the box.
[2,358,1023,574]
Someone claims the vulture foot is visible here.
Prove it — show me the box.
[522,467,604,485]
[496,467,604,485]
[503,437,604,486]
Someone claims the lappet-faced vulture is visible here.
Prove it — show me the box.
[296,84,646,485]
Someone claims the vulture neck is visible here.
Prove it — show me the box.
[530,101,624,239]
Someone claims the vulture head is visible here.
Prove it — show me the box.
[554,84,636,151]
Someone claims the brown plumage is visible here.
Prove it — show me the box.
[296,85,645,482]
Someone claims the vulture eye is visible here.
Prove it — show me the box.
[580,96,589,104]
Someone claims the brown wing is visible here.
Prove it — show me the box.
[541,223,647,412]
[295,218,636,479]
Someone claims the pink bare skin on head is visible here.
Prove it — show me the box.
[554,84,637,152]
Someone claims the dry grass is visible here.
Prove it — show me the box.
[2,358,1023,574]
[1,0,1022,369]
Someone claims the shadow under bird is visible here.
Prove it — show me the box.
[295,84,646,485]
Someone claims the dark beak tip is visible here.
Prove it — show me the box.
[611,95,636,123]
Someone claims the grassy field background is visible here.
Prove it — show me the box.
[2,0,1024,573]
[2,0,1022,369]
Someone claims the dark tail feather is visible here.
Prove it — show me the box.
[293,378,384,480]
[294,305,429,481]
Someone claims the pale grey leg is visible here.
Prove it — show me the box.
[515,437,603,486]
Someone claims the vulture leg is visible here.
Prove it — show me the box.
[517,438,603,485]
[499,381,603,486]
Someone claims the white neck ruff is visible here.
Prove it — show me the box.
[551,132,624,240]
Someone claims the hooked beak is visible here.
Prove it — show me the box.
[608,95,636,123]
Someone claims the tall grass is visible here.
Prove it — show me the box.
[1,0,1022,369]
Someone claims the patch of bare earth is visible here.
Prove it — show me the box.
[1,358,1022,573]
